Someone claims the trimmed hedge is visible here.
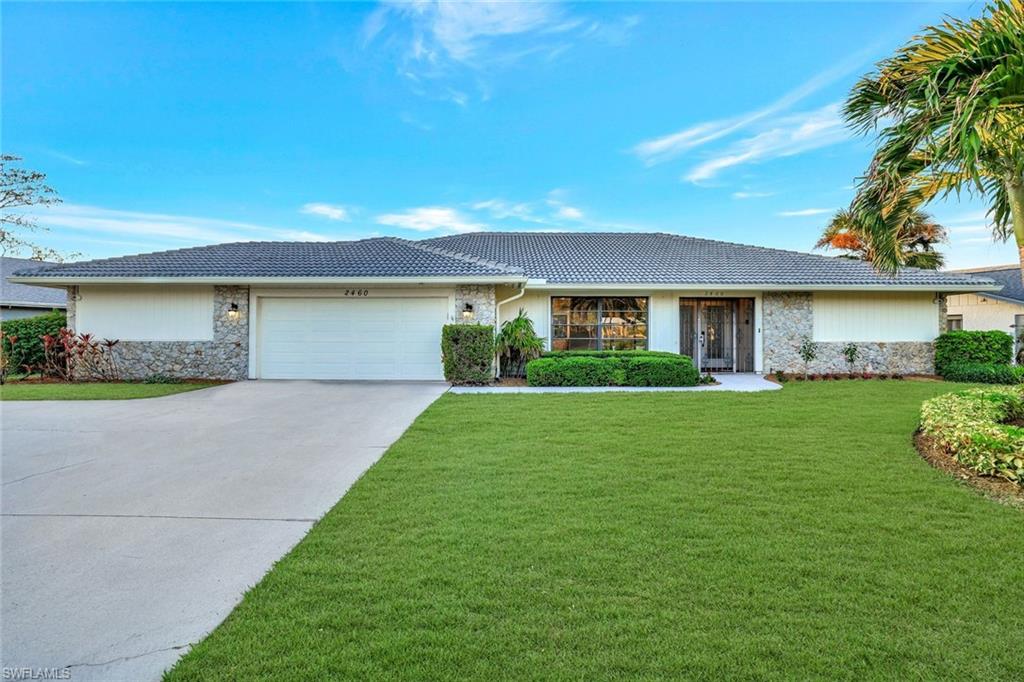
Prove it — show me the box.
[1,310,67,373]
[935,330,1013,376]
[941,362,1024,385]
[526,351,699,387]
[541,350,681,359]
[920,386,1024,484]
[441,324,494,385]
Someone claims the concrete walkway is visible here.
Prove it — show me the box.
[1,380,447,681]
[449,373,781,394]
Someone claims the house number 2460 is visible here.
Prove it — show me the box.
[344,289,369,297]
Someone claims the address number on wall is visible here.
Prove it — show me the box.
[344,289,370,297]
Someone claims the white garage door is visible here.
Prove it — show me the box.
[258,297,449,380]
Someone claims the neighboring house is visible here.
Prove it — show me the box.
[1,256,67,321]
[946,265,1024,360]
[9,232,999,380]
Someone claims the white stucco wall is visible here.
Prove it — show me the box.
[75,285,215,341]
[946,293,1024,334]
[811,292,939,342]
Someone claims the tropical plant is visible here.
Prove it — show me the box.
[843,0,1024,280]
[842,342,861,374]
[815,207,947,269]
[798,337,818,379]
[494,309,544,379]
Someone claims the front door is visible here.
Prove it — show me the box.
[679,298,754,372]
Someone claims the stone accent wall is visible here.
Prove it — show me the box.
[454,284,496,325]
[65,286,78,328]
[108,286,250,380]
[762,291,937,375]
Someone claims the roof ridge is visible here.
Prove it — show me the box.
[398,237,524,275]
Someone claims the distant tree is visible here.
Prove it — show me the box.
[844,0,1024,281]
[815,207,948,269]
[0,154,69,261]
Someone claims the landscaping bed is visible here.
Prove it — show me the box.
[918,386,1024,487]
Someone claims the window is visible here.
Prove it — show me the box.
[551,297,648,350]
[946,314,963,332]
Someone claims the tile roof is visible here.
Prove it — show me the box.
[9,231,996,289]
[1,257,68,308]
[11,238,523,279]
[956,266,1024,304]
[422,232,994,287]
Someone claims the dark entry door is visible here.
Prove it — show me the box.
[699,300,735,371]
[679,298,755,372]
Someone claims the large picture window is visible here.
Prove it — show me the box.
[551,296,648,351]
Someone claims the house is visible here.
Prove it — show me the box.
[8,232,999,380]
[1,256,67,321]
[946,265,1023,360]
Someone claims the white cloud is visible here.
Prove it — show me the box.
[632,48,871,167]
[732,191,775,200]
[301,203,351,221]
[777,207,834,217]
[363,2,635,103]
[375,206,485,233]
[472,198,540,222]
[684,103,848,183]
[32,203,333,245]
[556,205,584,220]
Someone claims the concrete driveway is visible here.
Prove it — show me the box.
[1,380,447,681]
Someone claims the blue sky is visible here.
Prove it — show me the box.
[3,1,1017,268]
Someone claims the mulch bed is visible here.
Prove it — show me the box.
[914,432,1024,507]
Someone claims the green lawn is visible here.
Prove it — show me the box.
[166,381,1023,681]
[0,381,220,400]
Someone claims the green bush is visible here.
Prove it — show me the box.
[526,356,623,386]
[441,324,494,385]
[941,362,1024,385]
[542,349,680,359]
[1,310,67,373]
[935,330,1013,376]
[920,386,1024,484]
[527,352,698,387]
[622,355,700,386]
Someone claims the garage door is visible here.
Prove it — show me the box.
[257,297,449,380]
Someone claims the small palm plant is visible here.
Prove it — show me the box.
[495,309,544,379]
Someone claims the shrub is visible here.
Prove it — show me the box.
[495,310,544,378]
[526,356,623,387]
[441,324,494,385]
[541,349,681,359]
[920,386,1024,484]
[622,355,699,386]
[0,310,66,373]
[935,330,1013,376]
[941,362,1024,385]
[527,352,698,387]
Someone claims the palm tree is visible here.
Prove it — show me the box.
[815,207,948,269]
[844,0,1024,279]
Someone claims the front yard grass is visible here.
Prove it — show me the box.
[167,381,1023,681]
[0,381,220,400]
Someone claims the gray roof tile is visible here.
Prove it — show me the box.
[2,257,68,308]
[11,238,523,279]
[422,232,994,287]
[9,231,996,288]
[957,266,1024,304]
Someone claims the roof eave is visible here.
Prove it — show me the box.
[529,282,1001,292]
[7,275,528,287]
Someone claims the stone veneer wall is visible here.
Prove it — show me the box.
[454,284,496,325]
[68,285,250,381]
[762,291,940,375]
